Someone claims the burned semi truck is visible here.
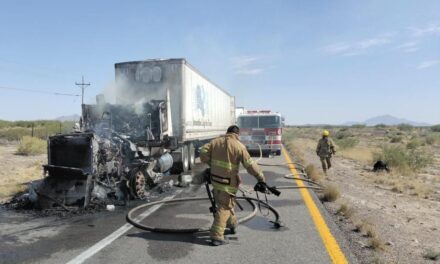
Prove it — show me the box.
[36,59,235,208]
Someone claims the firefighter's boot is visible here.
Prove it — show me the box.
[210,238,229,246]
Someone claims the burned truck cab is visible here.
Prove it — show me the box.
[37,99,175,209]
[34,59,235,209]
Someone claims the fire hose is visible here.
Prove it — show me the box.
[254,144,323,190]
[126,144,322,233]
[126,194,282,233]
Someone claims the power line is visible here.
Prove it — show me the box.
[0,85,80,97]
[75,76,91,105]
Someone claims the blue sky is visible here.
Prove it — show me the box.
[0,0,439,124]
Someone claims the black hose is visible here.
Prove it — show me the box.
[257,162,306,170]
[275,185,323,191]
[126,196,281,233]
[282,175,323,187]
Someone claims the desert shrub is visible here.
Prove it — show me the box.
[305,164,316,176]
[424,249,440,260]
[16,136,47,155]
[425,134,440,145]
[407,149,433,171]
[335,138,359,150]
[375,124,387,128]
[425,135,435,145]
[351,124,366,129]
[0,120,75,141]
[406,137,423,149]
[373,145,432,173]
[0,127,31,141]
[336,203,354,218]
[321,184,340,202]
[431,125,440,132]
[390,136,403,143]
[369,237,385,251]
[282,128,299,143]
[397,123,413,131]
[304,164,322,182]
[335,130,352,139]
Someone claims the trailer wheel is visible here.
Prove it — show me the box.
[188,143,195,169]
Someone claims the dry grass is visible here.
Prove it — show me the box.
[353,219,373,233]
[339,146,375,164]
[373,173,432,198]
[423,249,440,261]
[305,164,323,183]
[336,203,354,218]
[16,136,47,156]
[353,219,385,251]
[369,237,385,251]
[285,142,305,164]
[321,184,340,202]
[0,162,42,200]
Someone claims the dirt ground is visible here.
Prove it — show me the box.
[0,142,46,202]
[285,127,440,264]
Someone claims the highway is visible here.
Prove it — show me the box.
[0,148,357,264]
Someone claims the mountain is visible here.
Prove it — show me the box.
[344,115,431,126]
[55,114,80,122]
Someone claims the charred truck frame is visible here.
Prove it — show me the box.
[36,59,235,208]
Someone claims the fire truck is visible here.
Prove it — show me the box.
[237,110,284,156]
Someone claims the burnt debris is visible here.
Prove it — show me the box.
[17,99,182,211]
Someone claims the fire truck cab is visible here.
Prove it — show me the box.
[237,110,284,156]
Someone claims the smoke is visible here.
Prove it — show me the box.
[102,81,118,104]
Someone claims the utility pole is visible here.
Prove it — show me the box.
[75,76,90,105]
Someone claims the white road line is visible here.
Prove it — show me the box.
[66,192,181,264]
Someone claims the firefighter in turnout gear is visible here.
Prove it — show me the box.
[316,130,336,175]
[200,125,265,246]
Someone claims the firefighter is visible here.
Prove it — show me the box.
[316,130,336,175]
[200,125,265,246]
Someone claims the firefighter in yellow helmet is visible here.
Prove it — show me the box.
[200,125,265,246]
[316,130,336,175]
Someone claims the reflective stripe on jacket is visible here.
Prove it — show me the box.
[200,133,265,195]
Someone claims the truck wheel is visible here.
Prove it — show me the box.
[276,150,282,156]
[188,143,195,169]
[171,145,189,173]
[129,169,146,200]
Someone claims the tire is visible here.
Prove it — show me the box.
[171,145,189,174]
[128,168,146,199]
[188,143,195,170]
[181,144,189,172]
[275,150,282,156]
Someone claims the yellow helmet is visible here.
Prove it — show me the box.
[322,130,330,137]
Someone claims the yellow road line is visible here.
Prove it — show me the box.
[282,146,349,264]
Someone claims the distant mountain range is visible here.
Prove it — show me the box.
[344,115,431,126]
[55,114,80,122]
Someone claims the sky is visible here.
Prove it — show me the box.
[0,0,439,125]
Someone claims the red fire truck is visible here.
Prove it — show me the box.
[237,110,284,156]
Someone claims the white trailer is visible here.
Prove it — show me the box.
[113,58,236,172]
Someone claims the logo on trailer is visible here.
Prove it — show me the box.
[195,85,207,117]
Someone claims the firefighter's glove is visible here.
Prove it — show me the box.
[254,181,267,193]
[203,168,211,184]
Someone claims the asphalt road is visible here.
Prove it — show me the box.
[0,150,357,264]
